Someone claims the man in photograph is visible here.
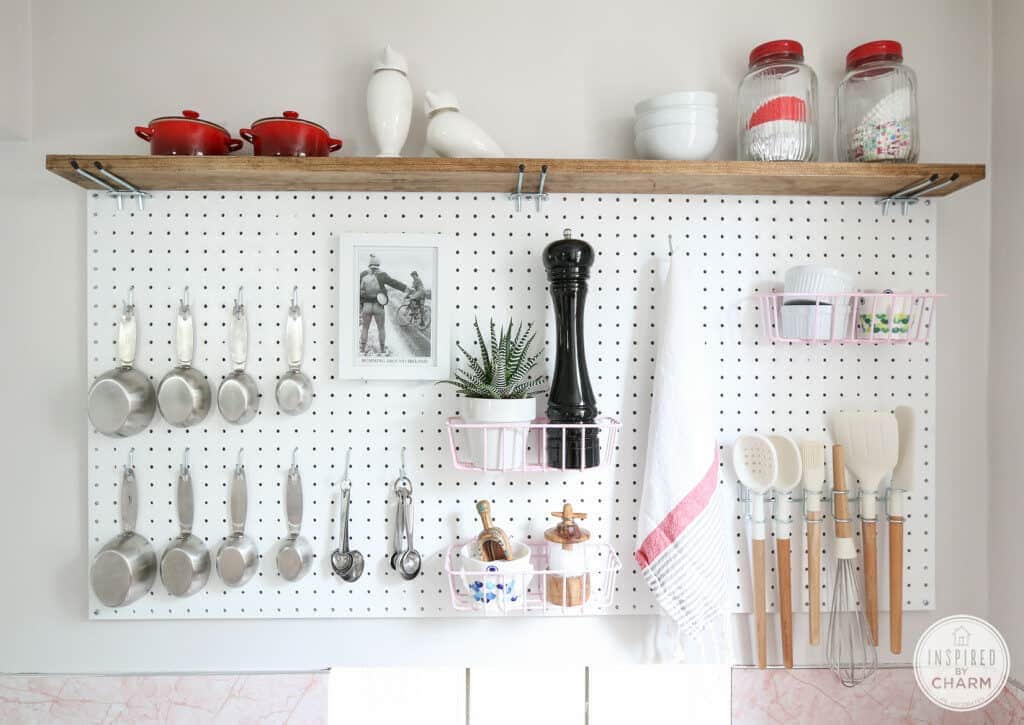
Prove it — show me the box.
[359,253,408,356]
[405,270,426,325]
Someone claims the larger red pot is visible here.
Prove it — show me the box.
[135,110,242,155]
[240,111,342,156]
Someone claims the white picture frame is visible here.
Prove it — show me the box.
[338,233,451,380]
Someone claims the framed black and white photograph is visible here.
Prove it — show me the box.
[338,233,450,380]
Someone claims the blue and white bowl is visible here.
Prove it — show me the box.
[458,541,534,611]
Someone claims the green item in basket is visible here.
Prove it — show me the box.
[858,311,911,335]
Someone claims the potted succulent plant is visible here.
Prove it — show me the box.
[441,319,546,470]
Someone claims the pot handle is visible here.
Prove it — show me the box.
[230,450,247,535]
[177,449,194,535]
[175,287,195,367]
[117,287,138,368]
[227,138,244,152]
[286,449,303,537]
[121,451,139,534]
[134,126,155,142]
[328,138,343,152]
[239,129,256,145]
[285,286,304,370]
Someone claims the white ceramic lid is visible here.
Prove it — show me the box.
[373,44,408,74]
[424,90,460,115]
[635,91,718,116]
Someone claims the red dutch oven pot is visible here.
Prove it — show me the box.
[240,111,343,156]
[135,110,243,155]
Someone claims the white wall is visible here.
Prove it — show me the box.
[0,0,992,673]
[988,0,1023,683]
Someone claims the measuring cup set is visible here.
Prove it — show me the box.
[88,445,427,607]
[87,285,315,437]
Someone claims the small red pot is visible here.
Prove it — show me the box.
[240,111,342,157]
[135,110,242,156]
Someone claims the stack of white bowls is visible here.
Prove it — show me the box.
[634,92,718,160]
[781,264,854,340]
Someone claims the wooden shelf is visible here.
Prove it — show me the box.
[45,155,984,198]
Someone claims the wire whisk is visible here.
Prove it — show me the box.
[826,444,877,687]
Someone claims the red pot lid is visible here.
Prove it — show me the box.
[749,39,804,67]
[250,110,331,134]
[148,110,231,136]
[846,40,903,70]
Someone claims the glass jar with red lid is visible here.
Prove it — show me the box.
[737,39,819,161]
[836,40,918,162]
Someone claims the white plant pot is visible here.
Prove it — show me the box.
[463,397,536,471]
[367,53,412,157]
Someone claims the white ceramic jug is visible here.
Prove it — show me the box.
[366,46,412,157]
[424,90,504,158]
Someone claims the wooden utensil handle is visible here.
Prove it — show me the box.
[890,516,904,654]
[752,538,767,669]
[863,519,879,646]
[831,446,852,539]
[777,538,793,668]
[807,516,821,645]
[476,500,493,529]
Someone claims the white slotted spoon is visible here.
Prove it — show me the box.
[733,434,778,669]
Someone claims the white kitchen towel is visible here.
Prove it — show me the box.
[635,252,728,654]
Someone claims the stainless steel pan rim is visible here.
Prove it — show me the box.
[276,449,313,581]
[90,450,157,607]
[158,288,212,427]
[218,288,260,425]
[276,287,314,415]
[160,448,211,597]
[87,288,157,437]
[216,449,259,588]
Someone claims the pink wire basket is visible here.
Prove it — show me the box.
[445,416,621,472]
[444,541,621,615]
[759,292,942,345]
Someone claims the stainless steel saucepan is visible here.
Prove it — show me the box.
[217,288,260,425]
[157,288,211,427]
[216,449,259,587]
[275,287,314,415]
[276,448,313,581]
[90,449,157,607]
[160,448,211,597]
[87,288,157,437]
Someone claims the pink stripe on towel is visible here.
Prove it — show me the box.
[635,451,720,569]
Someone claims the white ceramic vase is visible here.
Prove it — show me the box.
[463,396,535,470]
[424,90,504,158]
[367,46,412,157]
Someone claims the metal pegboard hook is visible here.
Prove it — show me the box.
[509,163,550,213]
[122,286,136,316]
[399,446,407,478]
[290,447,299,473]
[125,447,135,472]
[340,447,353,484]
[179,286,191,316]
[235,447,244,473]
[233,287,245,317]
[535,164,548,212]
[181,447,190,473]
[93,161,151,211]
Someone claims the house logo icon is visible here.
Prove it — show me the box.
[953,626,971,647]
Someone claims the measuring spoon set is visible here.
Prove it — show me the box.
[89,446,427,607]
[733,407,918,669]
[87,285,315,438]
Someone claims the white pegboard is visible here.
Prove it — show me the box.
[86,190,936,619]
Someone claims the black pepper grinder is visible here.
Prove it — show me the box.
[544,228,600,469]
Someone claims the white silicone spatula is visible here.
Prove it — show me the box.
[800,440,826,646]
[733,434,778,670]
[767,434,802,669]
[831,411,900,646]
[889,406,915,654]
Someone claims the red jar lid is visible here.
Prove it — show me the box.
[749,39,804,67]
[846,40,903,69]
